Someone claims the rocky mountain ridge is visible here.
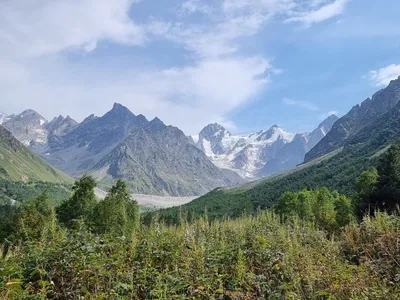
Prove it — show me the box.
[2,103,243,196]
[91,118,242,196]
[304,76,400,163]
[194,114,338,179]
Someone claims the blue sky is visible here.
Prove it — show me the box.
[0,0,399,134]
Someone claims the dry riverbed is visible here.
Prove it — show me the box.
[95,188,196,209]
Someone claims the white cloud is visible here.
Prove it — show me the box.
[0,56,271,134]
[0,0,349,134]
[173,0,349,58]
[0,0,145,58]
[368,64,400,87]
[282,98,319,111]
[285,0,348,26]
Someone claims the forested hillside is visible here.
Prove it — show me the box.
[0,179,71,205]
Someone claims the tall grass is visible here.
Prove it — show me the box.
[1,211,399,299]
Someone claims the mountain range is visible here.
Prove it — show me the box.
[90,118,240,196]
[156,76,400,220]
[192,114,338,179]
[2,77,400,200]
[0,104,244,196]
[1,102,339,196]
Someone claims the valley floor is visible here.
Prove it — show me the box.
[95,188,196,208]
[133,194,196,208]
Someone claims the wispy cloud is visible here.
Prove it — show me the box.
[282,98,319,111]
[285,0,349,26]
[179,0,213,16]
[283,98,338,122]
[368,64,400,87]
[172,0,350,58]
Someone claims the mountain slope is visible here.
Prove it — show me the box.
[0,125,73,184]
[90,119,242,196]
[305,76,400,163]
[42,103,148,176]
[157,92,400,221]
[194,116,337,179]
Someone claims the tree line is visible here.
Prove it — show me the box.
[0,177,139,251]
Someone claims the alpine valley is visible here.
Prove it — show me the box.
[156,76,400,220]
[1,103,338,197]
[1,104,244,197]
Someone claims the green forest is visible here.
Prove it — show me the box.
[1,144,400,298]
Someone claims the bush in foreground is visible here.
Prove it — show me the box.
[1,211,399,299]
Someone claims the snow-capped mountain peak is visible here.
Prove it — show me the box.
[195,116,338,179]
[256,125,295,143]
[197,123,238,156]
[2,109,49,147]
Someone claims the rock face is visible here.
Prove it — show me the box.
[3,110,48,148]
[90,118,242,196]
[42,103,149,176]
[46,115,78,138]
[307,114,339,150]
[304,76,400,163]
[194,116,338,179]
[346,96,400,148]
